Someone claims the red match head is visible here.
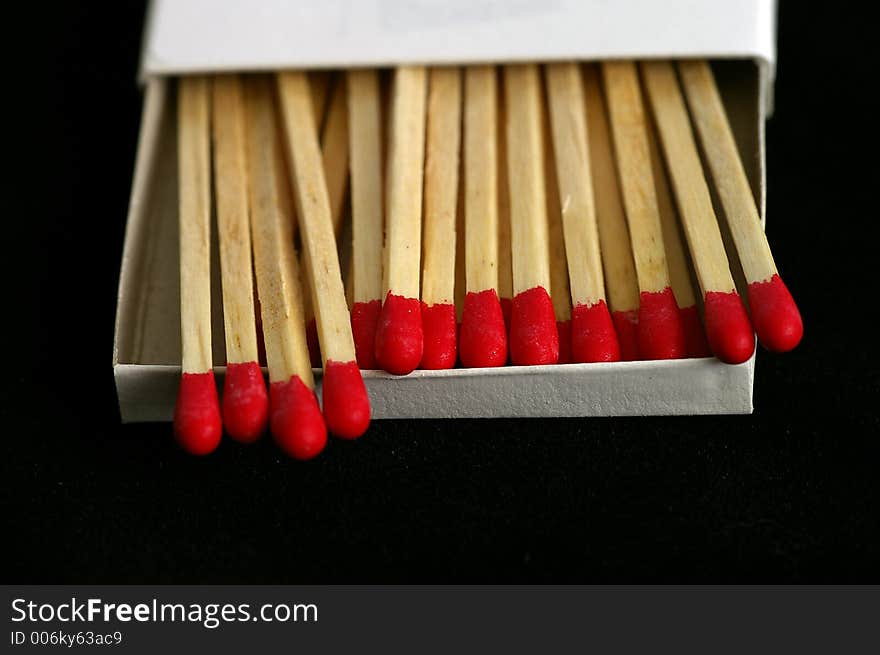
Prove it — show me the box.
[351,299,382,370]
[509,286,559,365]
[747,274,803,353]
[174,371,222,456]
[611,309,640,361]
[638,288,686,360]
[420,301,457,370]
[459,290,508,368]
[222,361,268,443]
[703,290,756,365]
[321,360,371,439]
[269,376,327,460]
[571,300,621,363]
[374,292,423,375]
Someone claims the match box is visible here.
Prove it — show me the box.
[114,0,776,420]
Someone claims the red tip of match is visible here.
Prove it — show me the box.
[611,310,640,361]
[306,318,321,368]
[556,320,572,364]
[420,302,457,369]
[374,292,423,375]
[638,288,686,360]
[351,299,382,369]
[679,305,711,358]
[747,274,803,353]
[459,290,508,367]
[269,376,327,460]
[322,360,371,439]
[174,372,222,456]
[509,286,559,365]
[572,300,621,363]
[703,291,756,364]
[222,362,268,443]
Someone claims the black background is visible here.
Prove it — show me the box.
[6,1,878,582]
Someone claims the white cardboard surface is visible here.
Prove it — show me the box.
[143,0,776,74]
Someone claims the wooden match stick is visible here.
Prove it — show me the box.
[211,74,269,442]
[421,67,462,369]
[601,61,685,360]
[496,87,513,333]
[374,66,427,375]
[174,75,221,455]
[545,62,621,363]
[582,64,641,360]
[459,65,507,368]
[277,71,370,440]
[347,69,385,369]
[302,76,351,367]
[502,64,559,365]
[678,60,802,352]
[322,76,350,237]
[541,82,573,364]
[644,106,711,358]
[243,75,326,459]
[641,60,755,364]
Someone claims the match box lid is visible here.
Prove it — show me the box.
[141,0,776,103]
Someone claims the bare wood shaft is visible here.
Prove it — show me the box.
[348,69,386,304]
[582,65,640,313]
[641,60,735,294]
[243,76,313,386]
[546,62,606,307]
[602,61,670,293]
[178,76,213,373]
[678,60,776,283]
[503,64,551,294]
[384,66,427,298]
[277,72,356,365]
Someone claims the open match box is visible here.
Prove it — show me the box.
[114,0,777,421]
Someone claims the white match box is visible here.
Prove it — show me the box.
[114,0,777,421]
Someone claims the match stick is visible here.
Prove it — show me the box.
[502,64,559,365]
[347,69,385,369]
[542,84,573,364]
[678,60,802,352]
[303,77,351,367]
[545,63,621,363]
[421,67,462,369]
[582,65,641,360]
[601,61,686,360]
[641,60,754,364]
[322,76,351,237]
[243,76,326,459]
[277,71,371,440]
[211,74,269,442]
[460,65,507,368]
[496,89,513,333]
[374,66,427,375]
[174,76,221,455]
[645,107,711,358]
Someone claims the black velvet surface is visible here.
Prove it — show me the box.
[6,1,877,582]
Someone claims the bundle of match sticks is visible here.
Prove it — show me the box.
[174,61,802,459]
